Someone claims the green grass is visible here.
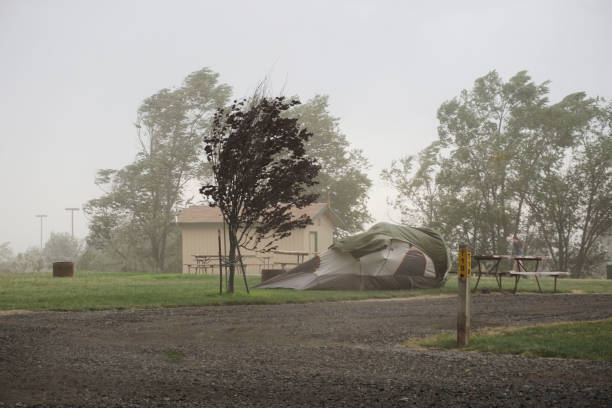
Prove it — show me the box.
[469,275,612,294]
[161,348,185,363]
[410,319,612,361]
[0,270,455,311]
[0,272,610,312]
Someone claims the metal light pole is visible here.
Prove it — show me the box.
[65,208,79,238]
[35,214,47,249]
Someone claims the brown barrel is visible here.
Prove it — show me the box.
[261,269,285,283]
[53,262,74,277]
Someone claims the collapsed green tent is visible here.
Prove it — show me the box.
[257,222,450,290]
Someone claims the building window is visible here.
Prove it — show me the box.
[309,231,318,254]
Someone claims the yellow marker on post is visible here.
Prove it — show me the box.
[457,244,471,346]
[458,245,471,280]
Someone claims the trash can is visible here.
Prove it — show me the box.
[53,261,74,277]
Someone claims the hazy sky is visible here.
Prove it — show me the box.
[1,0,611,252]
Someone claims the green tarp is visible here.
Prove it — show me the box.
[331,222,450,279]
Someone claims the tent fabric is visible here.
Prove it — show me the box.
[256,223,450,291]
[330,222,450,279]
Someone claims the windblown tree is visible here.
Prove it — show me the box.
[383,71,611,276]
[384,71,550,253]
[524,97,612,275]
[200,96,320,293]
[84,68,231,272]
[288,95,372,234]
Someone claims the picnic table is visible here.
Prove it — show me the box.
[186,254,260,274]
[185,255,219,274]
[473,255,568,293]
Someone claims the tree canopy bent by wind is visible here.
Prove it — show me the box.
[200,95,320,293]
[382,70,611,277]
[289,95,372,235]
[84,68,231,273]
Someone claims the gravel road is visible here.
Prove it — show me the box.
[1,293,611,407]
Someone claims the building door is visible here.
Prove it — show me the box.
[309,231,318,254]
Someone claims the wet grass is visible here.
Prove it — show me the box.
[468,274,612,294]
[409,318,612,361]
[0,271,610,312]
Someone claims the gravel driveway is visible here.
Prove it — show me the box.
[1,293,611,407]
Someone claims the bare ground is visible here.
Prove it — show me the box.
[1,293,611,407]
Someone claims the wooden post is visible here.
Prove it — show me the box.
[218,230,223,295]
[457,244,471,347]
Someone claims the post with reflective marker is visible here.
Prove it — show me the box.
[457,244,471,346]
[218,230,223,295]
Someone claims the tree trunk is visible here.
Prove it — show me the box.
[227,229,237,293]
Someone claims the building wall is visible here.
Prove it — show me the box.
[180,213,336,274]
[181,224,225,274]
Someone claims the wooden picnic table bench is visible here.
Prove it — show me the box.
[509,271,570,293]
[473,254,566,293]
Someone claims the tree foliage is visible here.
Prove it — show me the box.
[84,68,231,272]
[0,244,48,274]
[289,95,372,234]
[383,71,611,277]
[43,232,83,266]
[0,242,12,263]
[200,96,320,293]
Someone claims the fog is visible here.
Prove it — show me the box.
[1,0,611,253]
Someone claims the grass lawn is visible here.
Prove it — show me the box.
[408,318,612,362]
[469,274,612,294]
[0,271,610,312]
[0,271,453,311]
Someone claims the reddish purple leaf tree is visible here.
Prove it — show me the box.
[200,96,320,293]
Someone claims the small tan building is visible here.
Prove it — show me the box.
[177,203,343,274]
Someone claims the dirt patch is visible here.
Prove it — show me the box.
[0,310,34,316]
[344,293,456,302]
[1,294,611,407]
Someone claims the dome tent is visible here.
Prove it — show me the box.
[256,222,450,290]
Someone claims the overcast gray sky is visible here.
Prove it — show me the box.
[1,0,611,252]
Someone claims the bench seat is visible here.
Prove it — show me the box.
[508,271,569,276]
[508,271,569,293]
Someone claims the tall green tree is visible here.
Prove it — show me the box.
[383,71,611,276]
[525,97,612,276]
[289,95,372,234]
[85,68,231,272]
[385,71,550,253]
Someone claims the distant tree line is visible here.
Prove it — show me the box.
[0,233,83,273]
[382,71,611,277]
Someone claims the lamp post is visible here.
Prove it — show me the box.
[65,208,79,238]
[35,214,47,249]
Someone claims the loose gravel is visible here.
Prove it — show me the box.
[1,293,611,407]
